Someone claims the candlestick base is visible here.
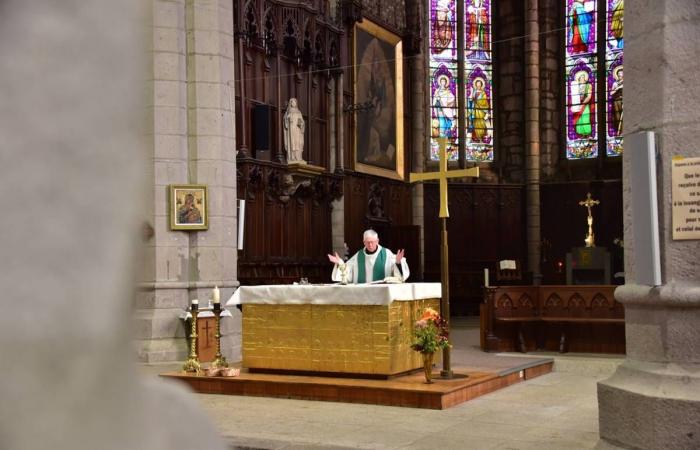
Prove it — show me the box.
[183,357,201,373]
[211,356,229,369]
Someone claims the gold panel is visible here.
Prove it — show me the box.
[242,298,441,375]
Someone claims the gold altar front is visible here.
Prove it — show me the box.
[242,298,440,376]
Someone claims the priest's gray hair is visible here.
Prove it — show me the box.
[363,229,379,241]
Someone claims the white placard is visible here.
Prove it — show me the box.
[672,156,700,240]
[237,199,245,250]
[628,132,662,286]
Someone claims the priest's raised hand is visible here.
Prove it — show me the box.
[327,252,343,265]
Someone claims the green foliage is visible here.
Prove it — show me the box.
[410,308,450,354]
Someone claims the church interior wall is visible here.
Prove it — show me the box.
[417,0,623,315]
[231,0,625,315]
[233,0,418,288]
[136,0,240,363]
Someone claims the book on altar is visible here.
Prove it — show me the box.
[369,276,404,284]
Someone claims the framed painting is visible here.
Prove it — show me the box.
[169,184,208,231]
[353,19,404,180]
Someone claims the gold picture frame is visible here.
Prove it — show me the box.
[169,184,208,231]
[353,19,404,180]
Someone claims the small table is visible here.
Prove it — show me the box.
[179,307,232,362]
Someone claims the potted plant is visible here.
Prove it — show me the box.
[410,307,450,383]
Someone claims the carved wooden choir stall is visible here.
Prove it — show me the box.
[481,285,625,354]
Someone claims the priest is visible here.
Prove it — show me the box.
[327,229,410,283]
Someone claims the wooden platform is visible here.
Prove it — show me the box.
[160,359,553,410]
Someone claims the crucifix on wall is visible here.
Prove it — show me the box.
[409,137,480,378]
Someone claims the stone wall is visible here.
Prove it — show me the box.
[495,0,525,183]
[134,0,240,363]
[539,0,561,179]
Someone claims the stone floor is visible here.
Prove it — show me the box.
[145,319,623,450]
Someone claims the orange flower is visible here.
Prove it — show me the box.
[420,307,440,321]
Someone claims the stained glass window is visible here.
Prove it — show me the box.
[565,0,598,160]
[565,0,623,160]
[429,0,493,162]
[606,0,624,156]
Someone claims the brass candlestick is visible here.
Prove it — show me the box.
[211,303,229,369]
[182,305,201,373]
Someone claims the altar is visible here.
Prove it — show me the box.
[227,283,442,376]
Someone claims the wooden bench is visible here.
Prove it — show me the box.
[480,285,625,353]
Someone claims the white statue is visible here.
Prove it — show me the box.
[283,98,305,163]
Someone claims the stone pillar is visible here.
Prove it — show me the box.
[525,0,541,284]
[0,1,227,449]
[597,1,700,449]
[185,0,240,358]
[134,0,240,363]
[496,1,525,183]
[539,0,560,179]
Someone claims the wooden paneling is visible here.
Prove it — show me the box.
[343,173,414,258]
[237,161,342,285]
[424,183,526,316]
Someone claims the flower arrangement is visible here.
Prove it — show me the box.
[410,307,450,354]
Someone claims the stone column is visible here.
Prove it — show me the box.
[0,1,227,449]
[525,0,541,284]
[539,0,560,179]
[597,1,700,449]
[496,1,525,183]
[185,0,240,359]
[134,0,240,363]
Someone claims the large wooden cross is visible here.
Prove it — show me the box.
[409,137,480,378]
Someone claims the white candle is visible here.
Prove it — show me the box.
[484,268,489,287]
[213,285,220,304]
[191,299,198,305]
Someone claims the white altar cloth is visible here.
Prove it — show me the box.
[226,282,441,306]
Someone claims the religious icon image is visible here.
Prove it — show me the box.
[430,0,455,56]
[178,193,202,224]
[169,184,208,230]
[431,71,457,140]
[568,0,595,54]
[466,0,490,60]
[609,65,623,136]
[467,76,492,144]
[283,97,306,163]
[570,69,594,138]
[353,19,404,180]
